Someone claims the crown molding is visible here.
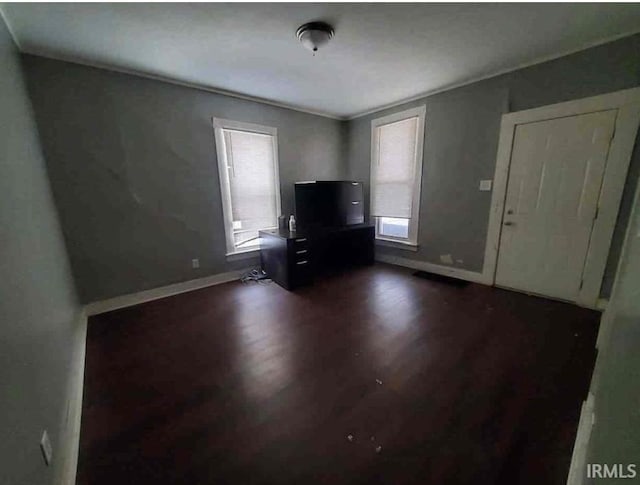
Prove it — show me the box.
[0,5,23,50]
[346,29,640,120]
[10,21,640,122]
[20,48,345,121]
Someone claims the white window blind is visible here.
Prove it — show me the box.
[214,119,280,255]
[371,116,419,218]
[370,105,425,246]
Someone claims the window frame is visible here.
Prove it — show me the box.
[213,117,282,257]
[370,105,426,248]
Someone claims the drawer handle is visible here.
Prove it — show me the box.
[296,260,309,265]
[351,182,359,186]
[351,201,360,205]
[296,250,307,254]
[295,238,307,242]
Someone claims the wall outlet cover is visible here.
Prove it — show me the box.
[40,430,52,466]
[479,180,493,191]
[191,258,200,269]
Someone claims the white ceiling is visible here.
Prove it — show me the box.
[3,3,640,119]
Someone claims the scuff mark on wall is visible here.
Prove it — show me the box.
[440,254,454,265]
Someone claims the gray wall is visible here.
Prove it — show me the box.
[586,172,640,483]
[20,34,640,302]
[346,34,640,296]
[22,56,347,303]
[0,17,80,485]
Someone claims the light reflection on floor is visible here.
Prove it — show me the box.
[231,289,296,404]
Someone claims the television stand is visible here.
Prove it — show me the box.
[259,223,375,290]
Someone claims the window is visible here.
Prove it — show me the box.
[370,105,426,247]
[379,217,409,239]
[213,118,281,256]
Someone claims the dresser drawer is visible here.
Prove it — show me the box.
[290,258,313,287]
[293,247,310,259]
[340,181,362,206]
[338,182,364,225]
[292,236,309,248]
[290,237,310,259]
[289,236,309,256]
[346,200,364,225]
[293,258,311,269]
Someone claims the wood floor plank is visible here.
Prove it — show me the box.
[77,263,599,485]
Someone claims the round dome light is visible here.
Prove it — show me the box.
[296,21,335,53]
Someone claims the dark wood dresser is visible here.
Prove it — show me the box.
[259,229,312,290]
[259,224,374,290]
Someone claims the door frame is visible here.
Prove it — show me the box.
[482,87,640,308]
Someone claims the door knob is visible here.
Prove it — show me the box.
[503,221,514,226]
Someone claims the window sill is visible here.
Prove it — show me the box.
[375,238,418,252]
[226,249,261,262]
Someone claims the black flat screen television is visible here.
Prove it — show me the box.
[294,181,364,228]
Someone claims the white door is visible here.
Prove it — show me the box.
[495,110,617,301]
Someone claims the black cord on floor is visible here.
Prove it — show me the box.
[240,268,272,285]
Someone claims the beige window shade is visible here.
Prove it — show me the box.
[371,116,419,218]
[223,129,278,246]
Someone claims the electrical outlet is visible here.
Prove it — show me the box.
[191,258,200,269]
[479,179,492,191]
[40,430,52,466]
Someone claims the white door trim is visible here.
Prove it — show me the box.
[54,309,87,485]
[482,87,640,308]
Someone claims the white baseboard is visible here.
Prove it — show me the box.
[378,254,609,310]
[55,308,87,485]
[56,268,249,484]
[566,392,595,485]
[376,253,488,284]
[85,268,250,316]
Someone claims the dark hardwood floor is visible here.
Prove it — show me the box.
[77,263,599,485]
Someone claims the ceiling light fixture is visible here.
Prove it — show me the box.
[296,21,334,55]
